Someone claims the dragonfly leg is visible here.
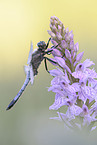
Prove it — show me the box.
[44,57,57,73]
[46,37,51,49]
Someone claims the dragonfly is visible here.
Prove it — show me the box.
[6,38,58,110]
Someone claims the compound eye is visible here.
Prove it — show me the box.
[37,41,43,46]
[37,41,46,49]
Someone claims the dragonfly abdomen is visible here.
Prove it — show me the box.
[6,71,30,110]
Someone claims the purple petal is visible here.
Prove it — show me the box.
[74,42,79,52]
[74,52,84,66]
[61,40,67,49]
[75,63,84,71]
[76,52,84,62]
[55,57,71,73]
[52,25,57,33]
[65,49,71,59]
[49,68,64,76]
[91,126,97,131]
[71,83,80,92]
[52,49,62,57]
[69,40,74,50]
[69,30,74,40]
[66,105,82,121]
[64,70,71,83]
[49,97,65,110]
[71,105,82,116]
[48,85,61,92]
[58,25,62,33]
[51,77,60,85]
[72,71,86,80]
[83,59,95,68]
[47,30,56,37]
[51,39,58,46]
[82,104,89,114]
[55,56,65,67]
[86,68,97,79]
[66,27,69,33]
[56,32,62,40]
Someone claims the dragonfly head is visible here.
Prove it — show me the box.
[37,41,47,51]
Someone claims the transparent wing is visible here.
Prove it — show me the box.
[30,65,34,85]
[25,65,34,85]
[27,41,33,65]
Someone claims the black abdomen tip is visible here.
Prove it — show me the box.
[6,99,16,110]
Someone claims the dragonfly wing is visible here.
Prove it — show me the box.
[30,65,34,85]
[27,42,33,65]
[24,65,34,85]
[24,65,30,75]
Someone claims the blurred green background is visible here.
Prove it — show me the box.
[0,0,97,144]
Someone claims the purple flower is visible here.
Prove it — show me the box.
[66,103,82,121]
[61,40,68,49]
[54,57,71,73]
[80,104,97,126]
[47,16,97,131]
[74,52,84,66]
